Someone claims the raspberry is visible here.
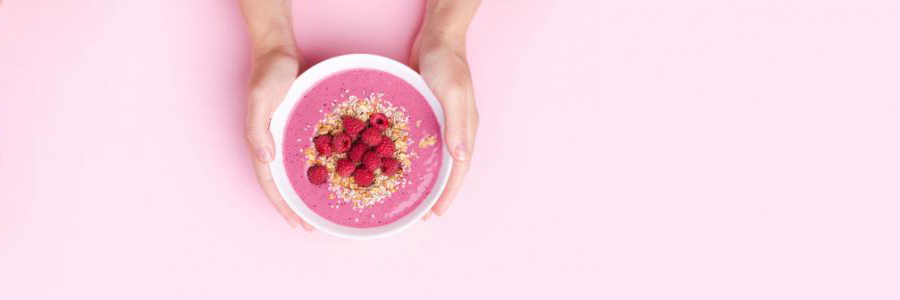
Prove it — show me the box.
[335,159,356,177]
[369,113,391,130]
[307,164,328,185]
[360,127,383,146]
[353,168,375,187]
[347,142,368,163]
[313,135,332,156]
[381,157,400,175]
[341,116,366,137]
[374,138,396,157]
[331,132,353,153]
[362,151,382,171]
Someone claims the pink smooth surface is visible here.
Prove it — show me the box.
[282,68,443,228]
[1,1,898,299]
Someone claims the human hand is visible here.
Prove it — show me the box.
[410,32,480,220]
[244,48,314,231]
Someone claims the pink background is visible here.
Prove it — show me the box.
[1,0,898,299]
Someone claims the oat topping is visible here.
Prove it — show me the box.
[304,93,413,210]
[419,134,437,149]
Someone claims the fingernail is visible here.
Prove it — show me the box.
[300,222,314,232]
[422,212,433,221]
[453,143,468,161]
[256,147,273,163]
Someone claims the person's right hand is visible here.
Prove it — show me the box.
[244,48,314,231]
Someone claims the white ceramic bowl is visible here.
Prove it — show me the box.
[269,54,451,239]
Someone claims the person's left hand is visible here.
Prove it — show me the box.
[410,33,480,220]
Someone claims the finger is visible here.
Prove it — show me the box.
[432,157,471,216]
[466,87,480,153]
[245,99,276,164]
[434,82,471,162]
[299,219,315,232]
[251,154,314,232]
[250,157,307,229]
[245,98,308,230]
[431,81,478,217]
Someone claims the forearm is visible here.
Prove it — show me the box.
[237,0,297,58]
[419,0,481,46]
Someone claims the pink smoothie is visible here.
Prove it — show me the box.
[282,69,443,228]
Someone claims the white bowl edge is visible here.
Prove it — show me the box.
[268,54,451,240]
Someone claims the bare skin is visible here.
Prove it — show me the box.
[238,0,480,230]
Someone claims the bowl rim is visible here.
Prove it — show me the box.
[268,53,451,240]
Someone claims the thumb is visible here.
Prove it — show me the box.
[435,84,471,162]
[245,101,276,163]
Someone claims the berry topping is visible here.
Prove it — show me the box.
[360,127,383,146]
[374,139,396,157]
[331,132,353,153]
[307,165,328,185]
[341,116,366,137]
[335,159,356,177]
[313,135,332,156]
[362,151,382,171]
[381,157,400,175]
[353,168,375,187]
[369,113,391,130]
[347,142,368,163]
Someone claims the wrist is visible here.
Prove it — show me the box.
[417,0,479,57]
[245,18,297,60]
[419,19,467,51]
[421,0,475,37]
[253,43,297,62]
[420,25,465,45]
[420,0,479,42]
[416,28,466,56]
[251,37,299,60]
[238,0,298,61]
